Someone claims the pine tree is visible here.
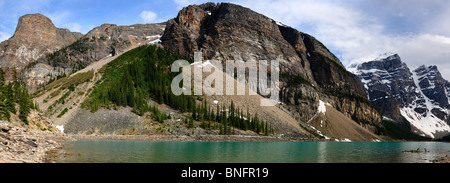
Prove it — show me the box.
[264,120,268,136]
[0,88,10,121]
[216,104,220,122]
[188,117,194,128]
[18,87,31,125]
[5,84,15,114]
[200,117,205,129]
[12,67,20,102]
[0,68,5,86]
[0,69,9,121]
[192,105,197,120]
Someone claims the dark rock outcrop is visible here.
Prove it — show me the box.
[161,3,382,132]
[0,13,82,81]
[349,54,450,138]
[348,54,419,121]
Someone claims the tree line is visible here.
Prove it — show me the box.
[193,100,275,136]
[82,45,274,135]
[0,68,35,124]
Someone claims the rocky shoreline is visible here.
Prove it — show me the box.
[0,121,73,163]
[0,118,312,163]
[2,118,449,163]
[432,155,450,163]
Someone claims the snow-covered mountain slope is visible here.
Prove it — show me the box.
[348,54,450,139]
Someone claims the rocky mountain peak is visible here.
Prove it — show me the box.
[0,13,83,81]
[351,54,450,138]
[414,64,439,75]
[357,54,405,71]
[162,2,382,134]
[373,52,400,61]
[21,22,165,91]
[14,13,56,37]
[413,64,449,109]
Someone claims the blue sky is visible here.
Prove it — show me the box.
[1,0,450,79]
[0,0,181,34]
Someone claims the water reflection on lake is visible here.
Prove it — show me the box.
[54,141,450,163]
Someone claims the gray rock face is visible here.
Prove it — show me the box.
[162,2,381,132]
[21,23,165,91]
[64,108,142,135]
[414,65,450,109]
[349,54,450,138]
[0,13,82,81]
[349,54,419,121]
[162,3,315,82]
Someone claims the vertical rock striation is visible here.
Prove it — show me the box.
[0,13,82,81]
[161,3,382,133]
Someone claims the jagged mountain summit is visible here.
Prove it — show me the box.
[3,3,428,141]
[348,54,450,139]
[0,13,83,81]
[161,2,382,139]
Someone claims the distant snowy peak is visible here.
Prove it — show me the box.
[373,52,399,61]
[412,64,450,110]
[347,53,412,99]
[347,53,402,75]
[351,54,450,139]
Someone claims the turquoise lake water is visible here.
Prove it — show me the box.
[54,141,450,163]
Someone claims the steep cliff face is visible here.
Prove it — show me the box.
[161,3,381,132]
[21,23,165,91]
[162,3,315,82]
[349,54,450,138]
[0,13,82,81]
[348,54,417,122]
[414,65,450,111]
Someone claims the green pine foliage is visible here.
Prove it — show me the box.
[201,100,275,136]
[81,45,274,136]
[0,69,9,121]
[82,45,195,116]
[0,68,33,124]
[57,108,69,118]
[5,84,16,114]
[149,105,169,123]
[18,86,31,124]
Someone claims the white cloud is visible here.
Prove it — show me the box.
[231,0,382,59]
[231,0,450,80]
[396,34,450,74]
[140,10,158,23]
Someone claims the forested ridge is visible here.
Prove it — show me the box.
[82,45,274,135]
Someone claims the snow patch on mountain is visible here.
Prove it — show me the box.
[318,100,327,114]
[351,53,450,139]
[402,69,450,138]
